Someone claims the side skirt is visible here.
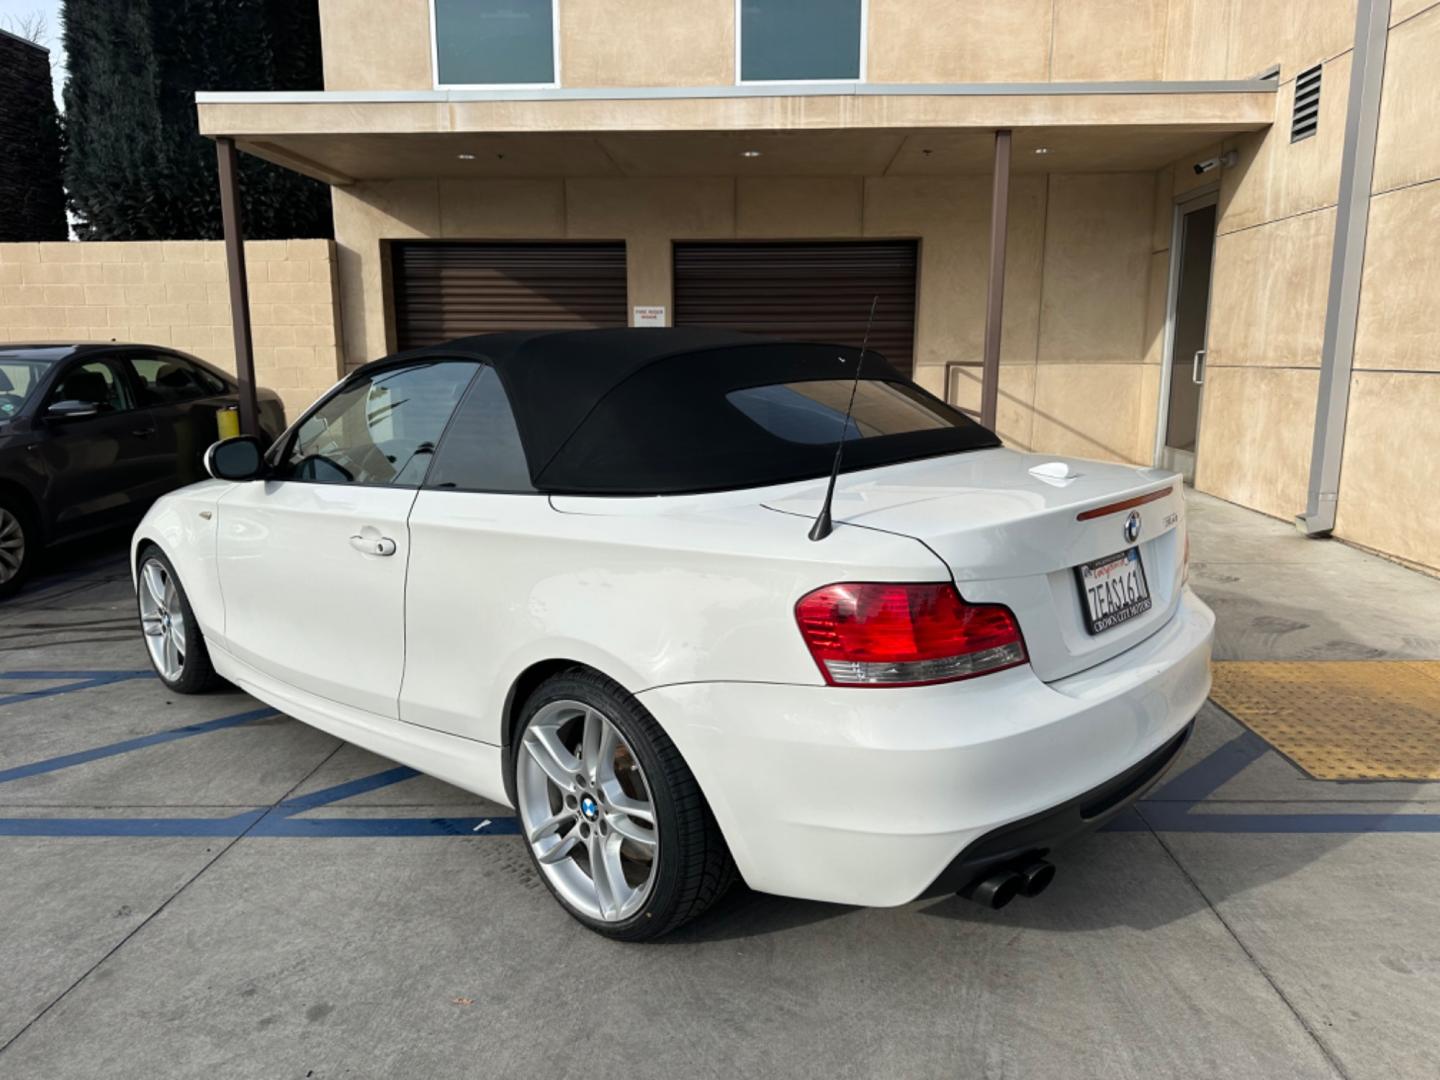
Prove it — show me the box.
[209,644,512,808]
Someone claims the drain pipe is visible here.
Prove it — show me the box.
[1297,0,1390,536]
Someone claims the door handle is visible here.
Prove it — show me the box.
[349,534,397,557]
[132,428,156,439]
[1191,349,1207,386]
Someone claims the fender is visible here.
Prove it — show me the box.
[131,481,231,639]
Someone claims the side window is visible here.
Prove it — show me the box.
[425,367,534,493]
[129,355,222,405]
[0,361,41,419]
[49,360,131,413]
[195,366,230,395]
[276,361,479,487]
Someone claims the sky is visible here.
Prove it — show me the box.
[0,0,66,109]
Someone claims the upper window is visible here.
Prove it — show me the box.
[739,0,864,83]
[0,360,46,421]
[433,0,558,87]
[277,361,479,487]
[49,360,132,414]
[128,355,228,405]
[425,367,534,493]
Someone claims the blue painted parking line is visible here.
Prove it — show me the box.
[252,816,522,837]
[0,808,525,839]
[271,765,420,815]
[0,670,153,708]
[1135,803,1440,834]
[2,671,1436,839]
[0,707,278,785]
[1145,729,1271,803]
[249,766,521,836]
[0,812,265,838]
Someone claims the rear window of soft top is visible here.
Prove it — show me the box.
[530,342,999,495]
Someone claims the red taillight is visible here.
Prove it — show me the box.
[794,582,1027,688]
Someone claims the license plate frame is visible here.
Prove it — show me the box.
[1075,548,1152,635]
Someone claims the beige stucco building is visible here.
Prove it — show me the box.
[188,0,1438,572]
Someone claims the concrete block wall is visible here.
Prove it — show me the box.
[0,239,344,419]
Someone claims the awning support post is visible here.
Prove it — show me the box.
[217,136,259,438]
[979,129,1012,432]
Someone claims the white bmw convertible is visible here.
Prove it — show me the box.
[132,328,1212,940]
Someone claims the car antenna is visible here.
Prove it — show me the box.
[809,295,878,542]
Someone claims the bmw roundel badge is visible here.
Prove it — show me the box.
[1123,510,1142,545]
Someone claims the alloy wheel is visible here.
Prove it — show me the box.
[516,699,659,922]
[138,558,187,682]
[0,509,24,585]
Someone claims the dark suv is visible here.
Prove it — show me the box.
[0,343,286,597]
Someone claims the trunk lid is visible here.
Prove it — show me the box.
[763,448,1187,682]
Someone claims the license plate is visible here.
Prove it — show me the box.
[1075,548,1152,635]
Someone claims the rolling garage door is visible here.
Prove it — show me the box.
[672,241,919,375]
[391,242,628,350]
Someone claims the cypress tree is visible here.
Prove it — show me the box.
[0,29,66,241]
[63,0,331,241]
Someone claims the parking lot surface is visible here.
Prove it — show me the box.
[1,492,1439,1080]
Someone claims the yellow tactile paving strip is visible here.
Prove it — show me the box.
[1209,661,1440,781]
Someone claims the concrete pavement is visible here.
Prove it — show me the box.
[1,492,1437,1079]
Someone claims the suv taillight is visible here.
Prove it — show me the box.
[794,582,1027,688]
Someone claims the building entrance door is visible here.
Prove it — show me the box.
[1158,193,1218,480]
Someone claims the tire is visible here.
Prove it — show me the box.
[0,496,35,600]
[511,668,736,941]
[135,546,220,693]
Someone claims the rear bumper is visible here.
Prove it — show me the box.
[918,718,1193,898]
[637,588,1213,907]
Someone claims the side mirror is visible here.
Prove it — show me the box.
[204,436,267,482]
[45,399,102,421]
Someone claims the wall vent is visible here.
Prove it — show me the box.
[1291,64,1322,142]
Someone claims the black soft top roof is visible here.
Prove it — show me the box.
[396,328,767,468]
[372,328,999,495]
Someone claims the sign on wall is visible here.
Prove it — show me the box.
[633,306,666,327]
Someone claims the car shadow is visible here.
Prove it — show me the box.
[672,786,1409,942]
[7,527,134,607]
[660,884,860,944]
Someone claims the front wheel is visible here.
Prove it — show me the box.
[512,669,735,941]
[136,548,219,693]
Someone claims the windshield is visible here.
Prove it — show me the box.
[530,342,999,495]
[0,359,50,422]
